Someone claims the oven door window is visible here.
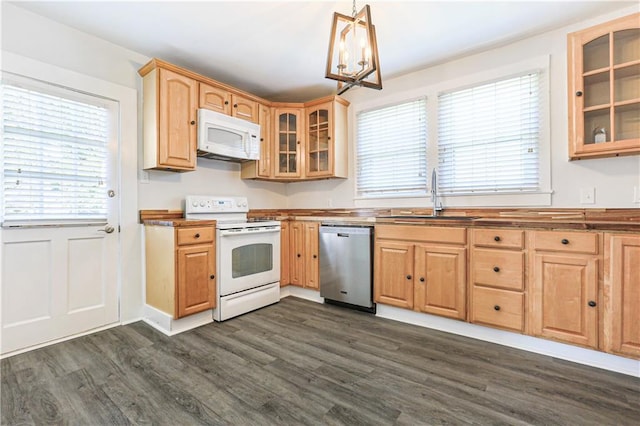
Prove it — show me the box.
[232,243,273,278]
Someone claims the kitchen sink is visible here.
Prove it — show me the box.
[379,215,477,220]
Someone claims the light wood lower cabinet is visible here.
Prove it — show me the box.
[374,225,467,320]
[470,229,526,332]
[603,233,640,358]
[289,221,319,290]
[280,220,290,286]
[529,231,600,349]
[145,224,216,319]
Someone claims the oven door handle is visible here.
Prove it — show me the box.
[219,227,280,236]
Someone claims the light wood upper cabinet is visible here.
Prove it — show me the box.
[568,13,640,159]
[199,82,258,123]
[288,221,319,290]
[274,108,304,178]
[145,224,216,319]
[603,233,640,359]
[529,231,600,349]
[304,97,348,179]
[142,67,198,171]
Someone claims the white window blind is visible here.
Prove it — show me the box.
[1,81,110,225]
[437,72,541,194]
[356,98,427,197]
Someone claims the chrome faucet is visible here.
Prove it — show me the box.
[431,168,443,217]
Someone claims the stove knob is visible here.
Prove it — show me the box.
[242,202,247,207]
[191,201,198,207]
[200,201,205,207]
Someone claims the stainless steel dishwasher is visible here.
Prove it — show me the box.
[319,225,374,313]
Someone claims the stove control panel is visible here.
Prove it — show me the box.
[185,195,248,214]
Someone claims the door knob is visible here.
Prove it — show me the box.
[99,225,115,234]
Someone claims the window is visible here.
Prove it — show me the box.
[1,76,111,225]
[437,72,541,194]
[356,98,427,197]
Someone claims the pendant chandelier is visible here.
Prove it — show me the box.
[325,0,382,95]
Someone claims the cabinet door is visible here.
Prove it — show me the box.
[158,68,197,170]
[274,109,303,178]
[199,82,231,115]
[604,234,640,358]
[257,104,272,177]
[306,101,333,178]
[289,221,305,286]
[304,222,319,289]
[414,244,467,320]
[231,94,259,123]
[374,241,414,309]
[280,221,290,286]
[568,13,640,159]
[176,244,215,318]
[530,253,599,348]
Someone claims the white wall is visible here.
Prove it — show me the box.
[287,5,640,209]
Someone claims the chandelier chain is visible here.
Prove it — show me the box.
[352,0,357,17]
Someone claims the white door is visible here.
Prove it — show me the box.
[0,73,119,355]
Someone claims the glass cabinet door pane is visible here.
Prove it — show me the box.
[614,64,640,103]
[279,133,287,151]
[584,71,611,107]
[309,132,318,152]
[288,134,297,151]
[279,154,287,172]
[584,109,611,144]
[309,111,317,126]
[584,35,610,72]
[279,113,287,131]
[288,154,297,172]
[288,114,296,131]
[614,29,640,65]
[615,103,640,141]
[318,109,329,124]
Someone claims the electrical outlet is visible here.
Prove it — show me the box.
[327,198,333,207]
[580,187,595,204]
[139,170,149,184]
[634,186,640,204]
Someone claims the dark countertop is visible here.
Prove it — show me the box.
[143,219,217,227]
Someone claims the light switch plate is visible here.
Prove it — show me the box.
[580,187,595,204]
[634,186,640,204]
[139,170,150,184]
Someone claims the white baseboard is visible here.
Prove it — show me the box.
[142,304,213,336]
[280,285,324,303]
[376,304,640,378]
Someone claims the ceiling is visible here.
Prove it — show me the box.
[9,1,636,102]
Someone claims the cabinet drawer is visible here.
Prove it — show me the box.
[472,249,524,291]
[531,231,599,254]
[473,228,524,249]
[376,225,466,245]
[471,286,524,332]
[176,227,215,246]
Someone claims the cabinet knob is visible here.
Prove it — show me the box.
[576,91,583,97]
[210,275,215,280]
[194,233,200,238]
[224,101,229,105]
[494,305,501,311]
[190,120,196,125]
[260,138,264,141]
[313,254,317,259]
[297,141,300,145]
[494,236,501,242]
[561,238,569,245]
[493,266,500,272]
[588,300,597,307]
[297,253,301,258]
[406,274,412,280]
[419,277,425,282]
[233,104,238,108]
[328,136,331,140]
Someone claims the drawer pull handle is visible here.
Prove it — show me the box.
[419,277,425,282]
[210,275,215,280]
[493,266,500,272]
[494,305,501,311]
[561,238,569,245]
[406,275,412,280]
[194,233,200,238]
[494,236,501,242]
[588,300,597,307]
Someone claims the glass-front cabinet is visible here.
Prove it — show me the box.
[306,101,332,177]
[274,108,303,178]
[568,13,640,159]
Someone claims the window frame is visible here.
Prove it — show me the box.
[353,55,551,208]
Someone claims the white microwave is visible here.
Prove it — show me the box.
[197,108,261,162]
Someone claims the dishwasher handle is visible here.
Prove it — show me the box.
[319,225,373,236]
[337,233,350,238]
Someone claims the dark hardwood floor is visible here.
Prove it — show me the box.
[2,296,639,425]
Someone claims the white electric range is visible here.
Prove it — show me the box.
[185,195,281,321]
